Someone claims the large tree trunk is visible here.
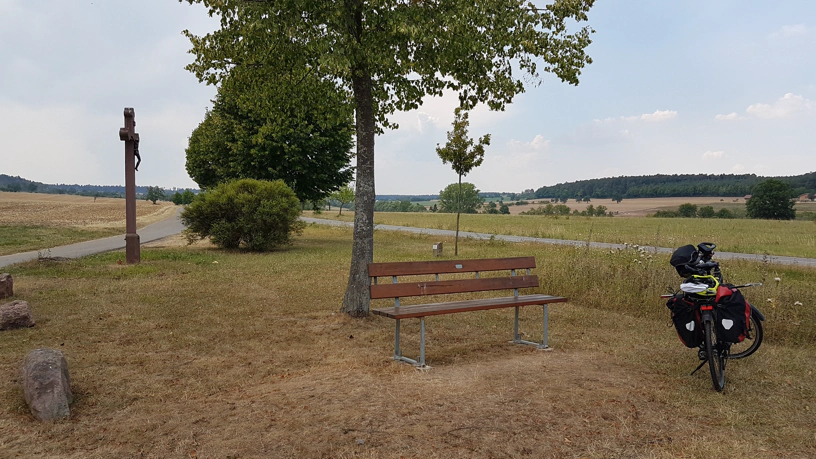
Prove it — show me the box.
[342,70,375,317]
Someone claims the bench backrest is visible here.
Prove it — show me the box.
[368,256,538,300]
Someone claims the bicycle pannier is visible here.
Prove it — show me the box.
[666,295,703,348]
[714,286,751,343]
[670,245,700,277]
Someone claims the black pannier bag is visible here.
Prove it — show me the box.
[715,286,751,343]
[666,295,703,348]
[670,244,700,277]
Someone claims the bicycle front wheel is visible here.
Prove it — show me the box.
[705,320,726,391]
[728,308,764,360]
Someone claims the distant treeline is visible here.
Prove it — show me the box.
[0,174,195,198]
[533,172,816,200]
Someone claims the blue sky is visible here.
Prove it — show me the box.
[1,1,813,195]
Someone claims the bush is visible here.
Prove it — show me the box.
[181,179,304,251]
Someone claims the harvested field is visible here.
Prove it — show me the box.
[0,191,178,256]
[508,196,748,216]
[0,191,176,228]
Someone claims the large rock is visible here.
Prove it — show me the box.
[0,273,12,299]
[0,300,35,330]
[22,348,73,421]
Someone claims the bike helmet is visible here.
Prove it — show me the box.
[680,274,720,298]
[670,244,701,277]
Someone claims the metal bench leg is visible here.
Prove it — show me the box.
[395,319,402,359]
[542,304,550,349]
[392,318,424,367]
[512,304,551,350]
[419,318,426,367]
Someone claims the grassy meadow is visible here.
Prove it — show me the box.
[1,223,815,458]
[312,210,816,259]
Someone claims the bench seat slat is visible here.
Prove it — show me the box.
[368,256,536,277]
[371,294,567,319]
[369,275,539,299]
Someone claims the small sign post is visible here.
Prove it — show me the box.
[119,108,141,264]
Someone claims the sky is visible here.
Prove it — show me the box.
[1,1,814,195]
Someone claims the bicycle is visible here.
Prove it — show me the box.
[662,242,765,391]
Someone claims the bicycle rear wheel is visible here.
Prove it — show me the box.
[705,320,726,391]
[728,309,763,360]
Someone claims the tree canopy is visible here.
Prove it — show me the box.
[439,183,483,214]
[746,179,796,220]
[185,68,354,204]
[181,0,596,316]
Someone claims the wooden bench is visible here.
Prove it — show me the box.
[368,256,567,367]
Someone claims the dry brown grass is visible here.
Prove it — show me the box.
[1,225,814,458]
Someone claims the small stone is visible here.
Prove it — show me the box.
[22,348,73,421]
[0,300,35,330]
[0,273,12,299]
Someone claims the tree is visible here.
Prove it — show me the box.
[439,183,483,215]
[185,69,354,203]
[678,203,698,218]
[182,0,595,317]
[809,192,815,202]
[145,186,165,204]
[697,205,715,218]
[746,179,796,220]
[331,185,356,216]
[499,203,510,215]
[181,178,304,251]
[436,108,490,255]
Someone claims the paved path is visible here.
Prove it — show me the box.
[0,208,186,269]
[301,217,816,268]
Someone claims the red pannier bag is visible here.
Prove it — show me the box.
[714,285,751,343]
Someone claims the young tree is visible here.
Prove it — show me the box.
[436,108,490,255]
[746,179,796,220]
[331,185,356,216]
[181,0,596,317]
[145,186,165,205]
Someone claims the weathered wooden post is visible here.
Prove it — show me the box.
[119,108,141,264]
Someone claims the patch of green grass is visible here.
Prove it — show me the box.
[0,226,121,256]
[311,211,816,258]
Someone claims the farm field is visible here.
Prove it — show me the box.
[1,225,814,457]
[311,206,816,259]
[0,192,177,256]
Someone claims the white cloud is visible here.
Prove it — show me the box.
[639,110,678,121]
[596,110,678,123]
[702,150,725,159]
[507,135,550,151]
[715,112,740,121]
[771,24,809,38]
[746,93,814,119]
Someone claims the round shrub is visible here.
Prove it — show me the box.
[181,179,304,251]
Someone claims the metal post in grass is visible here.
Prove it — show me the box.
[119,108,141,264]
